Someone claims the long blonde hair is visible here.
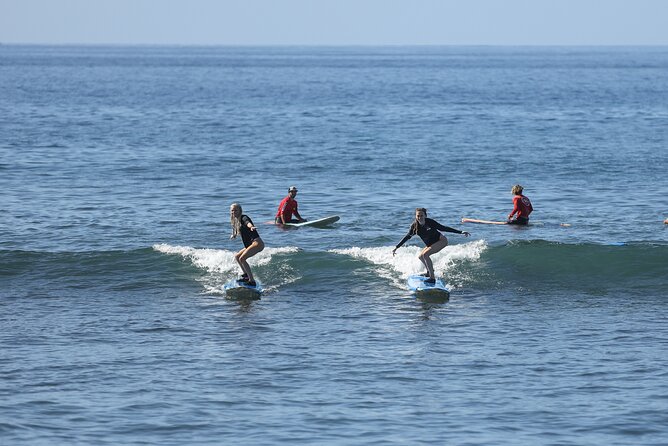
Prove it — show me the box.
[230,203,242,239]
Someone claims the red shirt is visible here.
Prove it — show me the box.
[276,196,299,221]
[509,194,533,219]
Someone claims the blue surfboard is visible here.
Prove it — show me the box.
[223,279,262,299]
[407,275,450,296]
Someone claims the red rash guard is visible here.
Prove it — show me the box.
[276,196,299,221]
[509,195,533,220]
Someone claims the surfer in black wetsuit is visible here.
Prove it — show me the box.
[230,203,264,287]
[392,208,470,284]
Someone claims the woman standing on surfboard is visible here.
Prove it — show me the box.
[230,203,264,287]
[508,184,533,225]
[392,208,470,284]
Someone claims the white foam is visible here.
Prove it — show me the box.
[153,243,299,274]
[331,240,487,288]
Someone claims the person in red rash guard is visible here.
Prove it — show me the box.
[508,184,533,225]
[275,186,306,225]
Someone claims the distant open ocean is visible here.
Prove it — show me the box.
[1,45,667,445]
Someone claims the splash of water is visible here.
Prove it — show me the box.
[153,244,301,294]
[331,240,487,289]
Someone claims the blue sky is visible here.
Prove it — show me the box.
[2,0,667,45]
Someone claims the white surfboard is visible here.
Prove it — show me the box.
[461,217,508,225]
[407,275,450,296]
[462,217,570,227]
[283,215,340,228]
[223,279,262,299]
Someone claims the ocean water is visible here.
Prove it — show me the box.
[1,45,667,445]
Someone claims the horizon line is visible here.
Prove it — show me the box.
[3,42,668,48]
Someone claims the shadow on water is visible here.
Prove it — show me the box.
[228,297,259,314]
[415,291,450,305]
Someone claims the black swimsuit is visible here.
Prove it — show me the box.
[395,218,462,249]
[240,215,260,248]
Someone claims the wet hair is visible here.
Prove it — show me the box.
[230,203,242,238]
[415,207,428,216]
[511,185,523,195]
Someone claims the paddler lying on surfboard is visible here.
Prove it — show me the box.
[275,186,307,225]
[392,208,470,285]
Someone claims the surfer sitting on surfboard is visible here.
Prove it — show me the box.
[230,203,264,287]
[508,184,533,225]
[392,208,470,284]
[275,186,307,225]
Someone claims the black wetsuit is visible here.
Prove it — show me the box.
[240,215,260,248]
[508,216,529,226]
[395,218,463,249]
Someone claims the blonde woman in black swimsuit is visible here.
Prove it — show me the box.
[230,203,264,287]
